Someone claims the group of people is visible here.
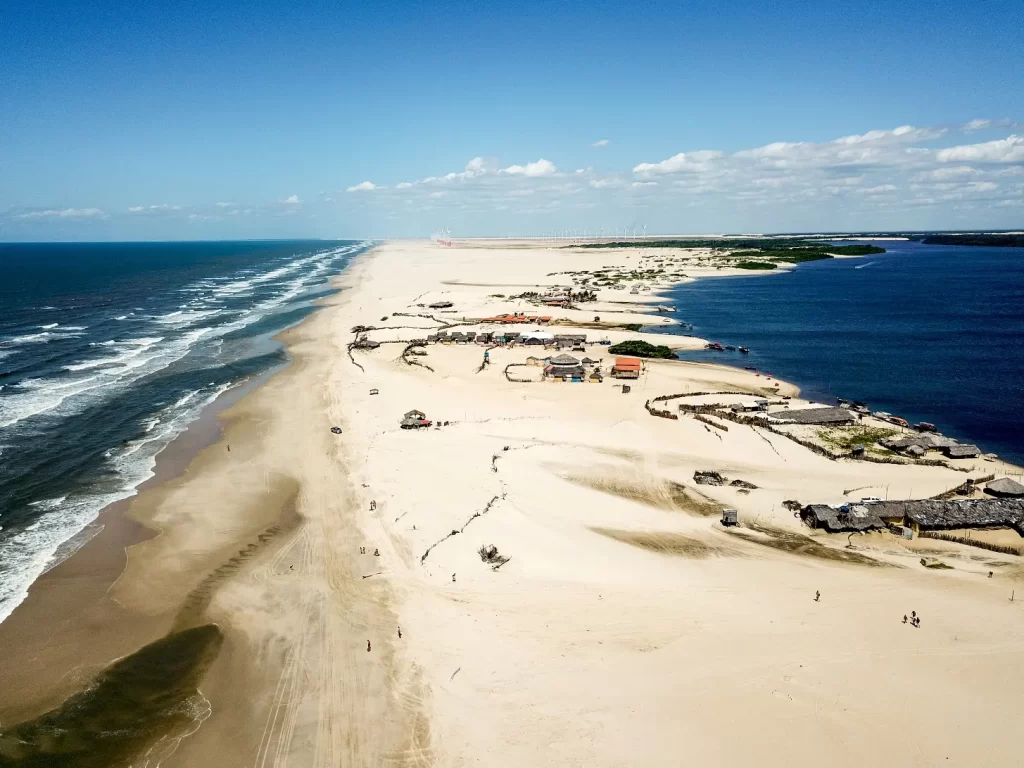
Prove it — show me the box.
[903,610,922,628]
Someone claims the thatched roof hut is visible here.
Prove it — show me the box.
[769,407,856,426]
[872,499,1024,533]
[985,478,1024,498]
[549,353,580,366]
[945,444,981,459]
[800,504,887,532]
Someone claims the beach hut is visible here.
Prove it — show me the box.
[984,478,1024,498]
[519,331,553,346]
[400,409,432,429]
[945,444,981,459]
[721,509,738,527]
[612,357,642,379]
[548,353,581,367]
[768,407,856,426]
[526,355,547,366]
[587,370,603,383]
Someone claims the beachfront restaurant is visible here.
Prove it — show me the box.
[612,357,642,379]
[545,364,586,382]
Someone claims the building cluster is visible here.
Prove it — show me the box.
[527,353,604,383]
[801,480,1024,535]
[425,330,589,349]
[520,353,644,383]
[880,433,981,459]
[478,313,553,325]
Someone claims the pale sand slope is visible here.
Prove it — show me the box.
[90,239,1023,767]
[331,241,1024,767]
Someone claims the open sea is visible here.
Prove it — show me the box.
[655,240,1024,466]
[0,240,367,624]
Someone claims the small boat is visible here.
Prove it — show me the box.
[738,347,749,354]
[724,345,736,351]
[705,341,725,351]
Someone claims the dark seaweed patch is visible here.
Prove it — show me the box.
[0,624,223,767]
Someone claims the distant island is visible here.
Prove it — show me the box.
[917,234,1024,248]
[569,239,885,270]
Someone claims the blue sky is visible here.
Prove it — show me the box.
[2,0,1023,240]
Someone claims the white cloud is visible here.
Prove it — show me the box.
[925,166,979,180]
[345,182,377,193]
[592,139,610,148]
[215,201,235,208]
[127,204,182,213]
[937,135,1024,163]
[16,207,105,220]
[631,181,657,187]
[501,158,557,177]
[963,119,991,131]
[633,150,723,175]
[858,184,898,194]
[282,194,302,203]
[965,181,998,193]
[588,178,622,189]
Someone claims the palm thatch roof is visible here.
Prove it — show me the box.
[985,478,1024,498]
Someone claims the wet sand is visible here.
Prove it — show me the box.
[0,370,267,722]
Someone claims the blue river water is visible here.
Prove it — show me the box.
[655,240,1024,465]
[0,240,368,623]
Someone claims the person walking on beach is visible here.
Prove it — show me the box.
[814,590,820,602]
[903,614,908,624]
[367,640,371,653]
[398,626,402,639]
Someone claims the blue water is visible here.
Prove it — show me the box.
[0,240,368,622]
[655,241,1024,464]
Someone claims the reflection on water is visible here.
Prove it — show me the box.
[0,624,222,767]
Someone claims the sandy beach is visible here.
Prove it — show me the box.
[3,239,1024,766]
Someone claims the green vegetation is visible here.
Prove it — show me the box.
[569,238,885,253]
[921,234,1024,247]
[608,340,676,359]
[818,426,898,453]
[621,323,643,331]
[823,244,886,255]
[735,260,778,270]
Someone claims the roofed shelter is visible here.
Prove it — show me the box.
[612,357,642,379]
[985,478,1024,499]
[769,407,857,426]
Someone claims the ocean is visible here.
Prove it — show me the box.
[655,240,1024,466]
[0,240,368,624]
